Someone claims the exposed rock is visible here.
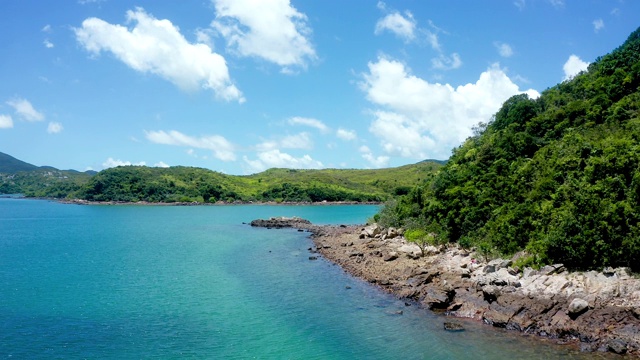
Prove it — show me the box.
[384,252,398,262]
[568,298,589,319]
[250,216,311,228]
[608,339,628,354]
[443,321,465,332]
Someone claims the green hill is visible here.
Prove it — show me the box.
[75,161,441,203]
[0,151,442,203]
[0,152,38,173]
[379,27,640,271]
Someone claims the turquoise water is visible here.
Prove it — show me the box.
[0,198,609,359]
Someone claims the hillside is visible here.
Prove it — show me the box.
[0,152,38,173]
[379,27,640,271]
[75,161,441,203]
[0,151,442,203]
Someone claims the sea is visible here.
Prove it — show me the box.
[0,197,613,359]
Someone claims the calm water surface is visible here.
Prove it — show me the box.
[0,198,613,359]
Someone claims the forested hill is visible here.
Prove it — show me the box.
[0,154,442,203]
[381,27,640,271]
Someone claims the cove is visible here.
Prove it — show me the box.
[0,198,611,359]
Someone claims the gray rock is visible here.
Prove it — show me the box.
[483,264,496,273]
[568,298,589,318]
[383,252,398,262]
[607,339,627,354]
[443,321,465,332]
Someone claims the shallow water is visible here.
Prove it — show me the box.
[0,198,613,359]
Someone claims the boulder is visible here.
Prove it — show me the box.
[443,321,465,332]
[607,339,627,354]
[384,252,398,262]
[567,298,589,319]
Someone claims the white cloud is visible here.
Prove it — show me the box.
[288,116,330,133]
[336,128,357,141]
[375,11,416,42]
[47,122,63,134]
[359,145,389,168]
[494,42,513,57]
[563,54,589,80]
[211,0,316,73]
[361,57,539,160]
[42,24,52,33]
[43,39,54,48]
[145,130,236,161]
[431,53,462,70]
[154,161,170,168]
[243,149,323,173]
[75,8,244,102]
[6,98,45,122]
[514,0,526,10]
[0,115,13,129]
[102,157,146,169]
[257,132,314,151]
[593,19,604,33]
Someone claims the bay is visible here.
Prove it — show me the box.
[0,198,610,359]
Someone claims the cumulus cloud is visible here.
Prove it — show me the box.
[0,115,13,129]
[6,98,45,122]
[288,116,330,133]
[243,149,323,173]
[375,11,416,42]
[359,145,390,168]
[47,122,63,134]
[154,161,170,168]
[145,129,236,161]
[361,57,539,160]
[75,8,244,102]
[211,0,316,73]
[102,157,146,169]
[563,54,589,80]
[593,19,604,33]
[336,128,357,141]
[43,39,54,48]
[494,42,513,57]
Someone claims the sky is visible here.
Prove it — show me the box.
[0,1,638,174]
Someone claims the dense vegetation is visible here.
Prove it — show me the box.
[0,155,441,204]
[377,27,640,271]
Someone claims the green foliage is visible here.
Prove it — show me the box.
[2,159,442,204]
[380,27,640,271]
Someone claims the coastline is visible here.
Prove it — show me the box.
[56,198,382,206]
[251,217,640,356]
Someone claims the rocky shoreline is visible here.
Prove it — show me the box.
[251,217,640,356]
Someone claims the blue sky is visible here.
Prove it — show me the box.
[0,0,638,174]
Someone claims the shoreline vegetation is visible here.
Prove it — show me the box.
[251,216,640,356]
[56,198,382,206]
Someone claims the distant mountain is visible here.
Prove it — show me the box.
[0,152,38,173]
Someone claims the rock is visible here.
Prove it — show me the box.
[603,267,616,277]
[250,217,311,228]
[423,288,454,310]
[349,251,364,257]
[483,264,496,273]
[443,321,465,332]
[386,227,398,239]
[361,223,382,238]
[607,339,627,354]
[308,256,318,260]
[383,252,398,262]
[397,244,422,257]
[568,298,589,319]
[482,285,499,303]
[539,264,565,276]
